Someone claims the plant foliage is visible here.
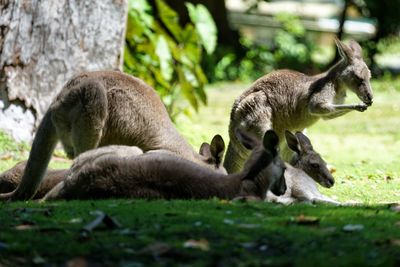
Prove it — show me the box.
[210,14,317,82]
[124,0,217,119]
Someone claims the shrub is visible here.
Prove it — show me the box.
[124,0,217,119]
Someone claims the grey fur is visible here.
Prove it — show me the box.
[266,131,339,205]
[42,130,286,201]
[224,39,373,173]
[1,71,226,201]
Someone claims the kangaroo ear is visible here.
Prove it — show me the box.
[295,131,313,152]
[348,39,362,59]
[210,134,225,165]
[335,37,353,61]
[199,143,212,158]
[285,130,301,154]
[263,130,279,153]
[236,129,259,150]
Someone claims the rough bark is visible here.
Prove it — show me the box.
[0,0,128,142]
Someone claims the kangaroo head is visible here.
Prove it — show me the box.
[237,129,286,197]
[335,38,373,106]
[199,134,227,174]
[285,131,334,188]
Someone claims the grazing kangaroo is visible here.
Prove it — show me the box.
[266,131,339,205]
[224,39,373,173]
[0,71,226,201]
[42,130,287,201]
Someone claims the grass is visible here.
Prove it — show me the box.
[0,79,399,266]
[1,200,399,266]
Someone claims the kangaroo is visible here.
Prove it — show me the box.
[224,39,373,173]
[0,71,226,201]
[0,135,225,199]
[0,162,68,199]
[42,130,287,201]
[266,131,339,205]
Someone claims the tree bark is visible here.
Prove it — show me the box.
[0,0,128,142]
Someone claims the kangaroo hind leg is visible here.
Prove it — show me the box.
[52,79,108,158]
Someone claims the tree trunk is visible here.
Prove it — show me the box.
[0,0,128,142]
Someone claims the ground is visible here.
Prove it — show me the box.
[0,79,399,266]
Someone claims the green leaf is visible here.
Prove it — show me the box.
[128,0,153,28]
[156,0,182,42]
[177,66,198,111]
[155,35,173,82]
[186,3,217,54]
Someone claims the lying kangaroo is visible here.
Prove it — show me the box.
[1,71,226,201]
[266,131,339,205]
[224,39,373,173]
[0,136,224,199]
[42,130,287,201]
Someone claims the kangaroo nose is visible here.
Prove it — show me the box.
[325,178,334,188]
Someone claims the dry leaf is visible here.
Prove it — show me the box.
[238,223,260,229]
[343,224,364,232]
[293,215,319,225]
[183,239,209,251]
[391,239,400,246]
[15,224,36,231]
[138,242,171,256]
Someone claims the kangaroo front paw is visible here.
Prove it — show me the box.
[355,104,368,112]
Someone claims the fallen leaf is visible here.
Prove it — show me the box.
[343,224,364,232]
[183,239,209,251]
[138,242,171,257]
[82,211,121,232]
[80,211,122,239]
[391,239,400,246]
[293,215,319,225]
[64,257,91,267]
[0,153,13,160]
[223,219,234,225]
[15,224,36,231]
[32,254,46,265]
[69,218,83,224]
[237,223,260,229]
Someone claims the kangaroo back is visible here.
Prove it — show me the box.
[43,130,285,201]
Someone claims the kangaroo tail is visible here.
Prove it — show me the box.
[0,111,58,201]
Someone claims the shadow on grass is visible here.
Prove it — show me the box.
[1,199,399,267]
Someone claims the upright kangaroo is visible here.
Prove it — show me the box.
[0,71,226,201]
[266,131,339,205]
[224,39,373,173]
[42,130,286,201]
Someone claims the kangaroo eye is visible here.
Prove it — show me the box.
[354,76,363,84]
[311,163,319,168]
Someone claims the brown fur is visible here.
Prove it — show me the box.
[224,39,373,173]
[1,71,225,201]
[266,131,339,205]
[0,146,144,199]
[42,130,286,201]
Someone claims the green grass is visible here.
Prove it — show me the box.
[1,200,399,266]
[0,79,399,266]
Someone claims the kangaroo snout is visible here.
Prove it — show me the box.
[321,177,334,188]
[270,172,287,196]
